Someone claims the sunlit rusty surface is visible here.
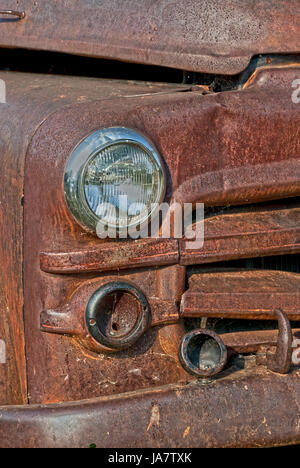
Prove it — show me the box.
[0,1,299,74]
[0,365,300,448]
[0,61,299,447]
[181,270,300,320]
[40,205,300,273]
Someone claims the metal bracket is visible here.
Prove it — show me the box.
[0,10,25,19]
[256,309,293,374]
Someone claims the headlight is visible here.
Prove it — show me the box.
[64,128,166,235]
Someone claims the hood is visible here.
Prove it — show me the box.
[0,0,299,75]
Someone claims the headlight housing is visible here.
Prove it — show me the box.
[64,128,166,235]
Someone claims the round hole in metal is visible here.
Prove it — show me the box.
[86,282,151,350]
[179,329,227,377]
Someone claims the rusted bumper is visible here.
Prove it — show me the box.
[0,365,299,448]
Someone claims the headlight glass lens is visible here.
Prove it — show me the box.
[84,142,162,229]
[64,128,166,234]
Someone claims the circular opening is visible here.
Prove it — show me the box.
[95,290,141,339]
[86,282,151,350]
[186,334,222,372]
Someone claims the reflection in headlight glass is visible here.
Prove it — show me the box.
[84,142,162,228]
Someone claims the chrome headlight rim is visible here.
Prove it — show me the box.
[64,127,166,234]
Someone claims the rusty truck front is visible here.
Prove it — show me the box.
[0,1,300,448]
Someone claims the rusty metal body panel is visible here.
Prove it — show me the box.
[0,72,190,406]
[0,1,299,75]
[0,72,157,405]
[181,270,300,320]
[181,204,300,265]
[18,66,300,407]
[0,56,300,447]
[40,205,300,274]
